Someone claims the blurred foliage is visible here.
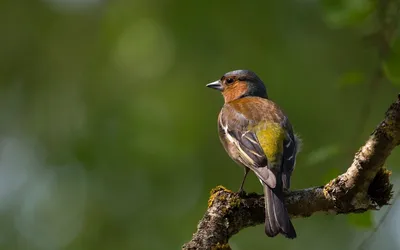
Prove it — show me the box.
[322,0,374,28]
[306,144,341,166]
[0,0,400,250]
[383,39,400,84]
[348,211,374,229]
[337,71,366,87]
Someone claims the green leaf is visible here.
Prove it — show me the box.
[348,211,373,229]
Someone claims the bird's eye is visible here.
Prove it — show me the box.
[226,78,234,84]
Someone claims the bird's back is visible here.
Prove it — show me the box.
[225,97,287,125]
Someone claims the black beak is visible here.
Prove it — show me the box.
[206,80,223,91]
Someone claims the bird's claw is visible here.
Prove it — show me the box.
[237,188,246,197]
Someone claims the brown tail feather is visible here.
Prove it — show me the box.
[263,185,296,239]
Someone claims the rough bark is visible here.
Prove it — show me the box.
[182,95,400,250]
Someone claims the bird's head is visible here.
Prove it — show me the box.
[206,70,268,103]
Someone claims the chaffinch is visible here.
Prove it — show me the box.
[207,70,299,239]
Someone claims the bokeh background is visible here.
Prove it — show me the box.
[1,0,400,249]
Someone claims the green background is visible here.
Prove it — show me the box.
[0,0,400,249]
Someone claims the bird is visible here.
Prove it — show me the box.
[206,69,299,239]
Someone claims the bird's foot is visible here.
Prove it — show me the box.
[283,188,290,195]
[237,188,247,197]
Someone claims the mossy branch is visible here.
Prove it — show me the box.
[182,95,400,250]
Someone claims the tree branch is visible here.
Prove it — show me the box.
[183,95,400,250]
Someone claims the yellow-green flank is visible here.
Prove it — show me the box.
[252,122,285,164]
